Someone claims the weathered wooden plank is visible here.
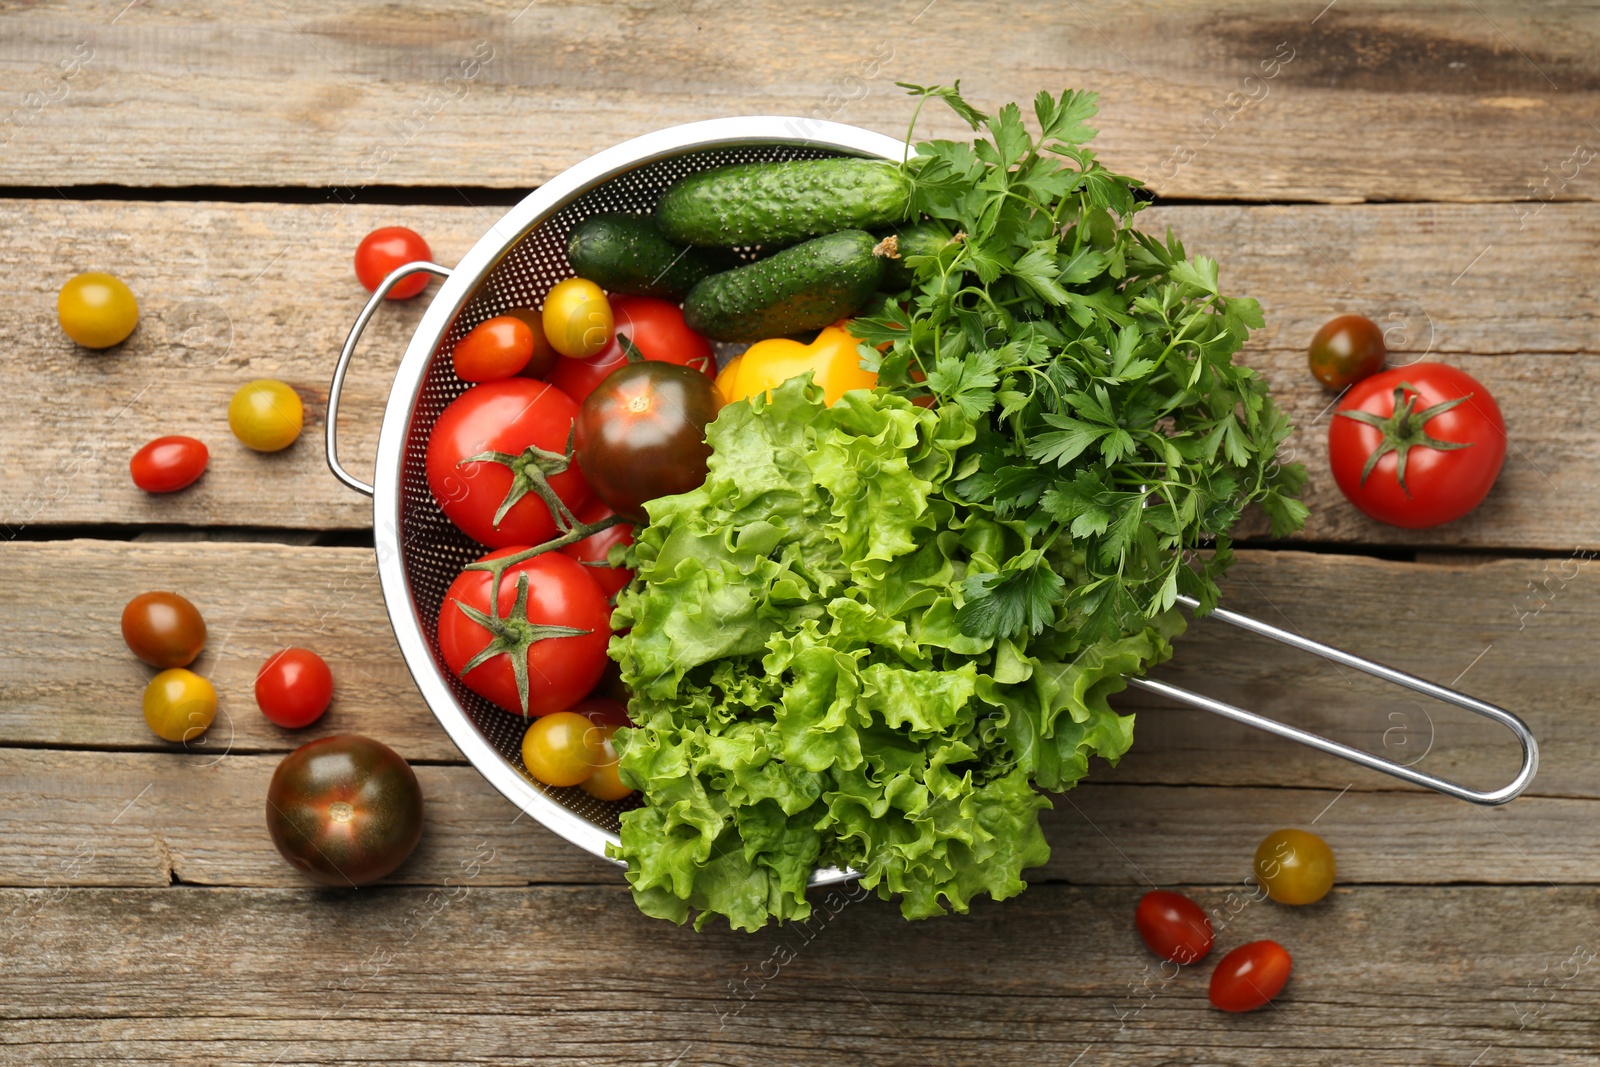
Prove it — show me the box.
[3,197,1598,545]
[0,885,1594,1065]
[2,1,1598,203]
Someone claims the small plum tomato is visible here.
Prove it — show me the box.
[1209,940,1293,1013]
[130,435,209,493]
[229,379,304,452]
[58,271,139,348]
[452,315,535,382]
[1254,828,1337,905]
[1135,890,1214,964]
[121,591,207,668]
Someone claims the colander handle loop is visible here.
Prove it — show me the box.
[1126,594,1539,805]
[327,260,453,496]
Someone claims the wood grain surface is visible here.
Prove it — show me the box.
[2,885,1596,1065]
[3,197,1598,546]
[2,1,1598,203]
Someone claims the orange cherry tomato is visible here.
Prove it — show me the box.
[452,316,535,382]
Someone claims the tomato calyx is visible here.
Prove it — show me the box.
[450,570,594,716]
[1336,383,1475,494]
[617,332,645,364]
[460,426,582,532]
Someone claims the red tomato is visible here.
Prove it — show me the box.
[1134,890,1214,964]
[1209,940,1293,1013]
[1329,363,1505,528]
[130,436,209,493]
[425,379,592,548]
[548,295,715,404]
[256,648,335,729]
[355,227,433,299]
[559,499,635,597]
[453,316,534,382]
[437,548,612,717]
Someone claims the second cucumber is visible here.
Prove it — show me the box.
[683,229,885,342]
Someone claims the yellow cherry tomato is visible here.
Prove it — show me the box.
[579,726,635,801]
[542,278,613,359]
[228,379,304,452]
[58,271,139,349]
[521,710,606,787]
[1254,827,1337,905]
[142,668,218,743]
[720,324,877,407]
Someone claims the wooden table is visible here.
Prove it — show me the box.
[3,3,1597,1063]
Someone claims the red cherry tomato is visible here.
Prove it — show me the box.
[559,499,635,597]
[1329,363,1505,528]
[424,379,592,548]
[130,435,209,493]
[1134,890,1214,964]
[452,316,534,382]
[355,227,433,299]
[255,648,335,729]
[437,548,612,717]
[548,295,716,404]
[1209,940,1293,1013]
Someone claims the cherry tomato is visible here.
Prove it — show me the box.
[142,668,218,743]
[256,648,335,729]
[130,435,209,493]
[424,378,592,548]
[1329,363,1505,528]
[265,734,424,886]
[121,591,207,668]
[574,361,724,522]
[543,278,613,358]
[355,226,433,299]
[1308,314,1386,390]
[229,379,304,453]
[580,725,635,801]
[559,499,635,597]
[1135,890,1214,964]
[548,295,716,404]
[520,710,606,787]
[437,548,612,717]
[504,307,562,379]
[452,315,534,382]
[1255,828,1336,905]
[58,271,138,348]
[1209,940,1293,1013]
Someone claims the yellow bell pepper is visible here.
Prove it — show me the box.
[715,323,878,407]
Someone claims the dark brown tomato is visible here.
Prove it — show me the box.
[573,360,723,522]
[265,734,424,887]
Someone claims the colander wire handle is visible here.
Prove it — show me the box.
[327,260,453,497]
[1127,594,1539,805]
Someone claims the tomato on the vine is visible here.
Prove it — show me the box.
[437,548,612,717]
[58,271,139,349]
[355,227,433,299]
[574,361,723,522]
[1329,363,1505,528]
[256,648,335,729]
[425,378,592,548]
[1135,890,1214,964]
[559,499,635,596]
[548,295,716,404]
[1254,828,1336,905]
[1209,940,1293,1013]
[121,591,207,668]
[543,278,613,359]
[265,734,424,886]
[1308,314,1386,390]
[452,315,534,382]
[520,710,606,787]
[130,435,209,493]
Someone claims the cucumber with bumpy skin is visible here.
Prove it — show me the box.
[566,212,731,299]
[876,222,958,290]
[657,158,911,247]
[683,229,885,342]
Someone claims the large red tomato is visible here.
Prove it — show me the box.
[1329,363,1505,529]
[548,295,715,404]
[438,548,612,717]
[425,379,592,548]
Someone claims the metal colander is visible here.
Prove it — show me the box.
[327,119,906,880]
[328,118,1540,885]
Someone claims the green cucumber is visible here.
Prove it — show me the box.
[566,212,731,299]
[876,222,958,290]
[683,229,885,342]
[657,158,911,247]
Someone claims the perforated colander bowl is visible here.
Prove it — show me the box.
[326,118,907,882]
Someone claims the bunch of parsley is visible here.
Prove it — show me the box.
[854,83,1308,645]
